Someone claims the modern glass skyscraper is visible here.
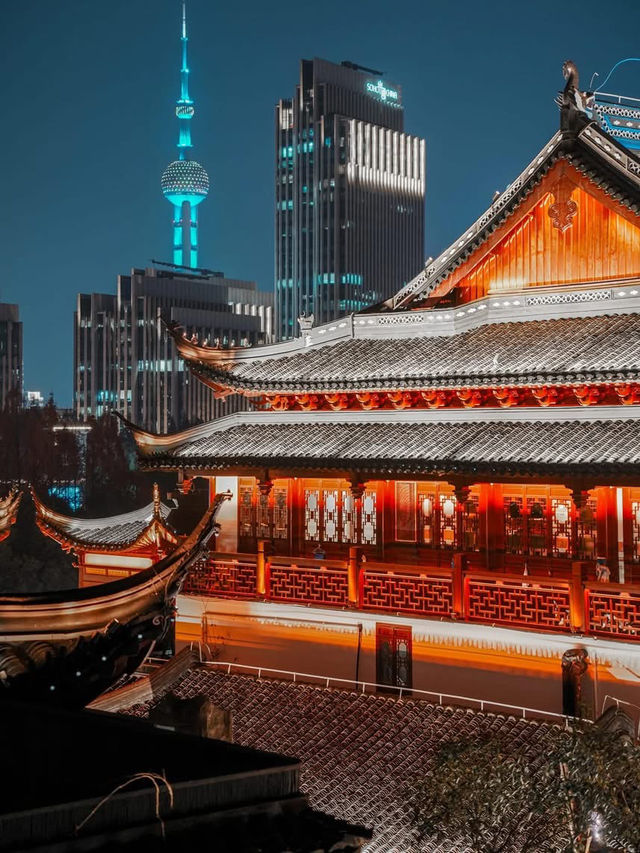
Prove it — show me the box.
[74,268,273,432]
[0,304,22,409]
[275,58,426,339]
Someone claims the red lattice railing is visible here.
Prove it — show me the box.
[268,563,348,607]
[465,576,571,632]
[183,557,257,598]
[181,552,640,645]
[586,586,640,640]
[361,569,453,617]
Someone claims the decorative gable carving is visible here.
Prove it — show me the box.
[423,160,640,308]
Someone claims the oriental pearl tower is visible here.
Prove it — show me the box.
[161,2,209,269]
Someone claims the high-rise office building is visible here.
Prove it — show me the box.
[0,304,22,409]
[74,267,273,432]
[275,58,426,339]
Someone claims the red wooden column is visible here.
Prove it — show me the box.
[452,553,467,619]
[600,486,619,583]
[485,483,503,571]
[453,482,471,555]
[570,561,587,632]
[348,546,362,605]
[348,476,366,548]
[256,539,268,596]
[291,477,303,556]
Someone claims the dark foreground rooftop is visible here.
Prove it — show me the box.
[0,698,367,852]
[125,667,557,853]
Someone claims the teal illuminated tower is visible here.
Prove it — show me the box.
[161,2,209,269]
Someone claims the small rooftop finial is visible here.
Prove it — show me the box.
[558,60,591,115]
[153,482,161,518]
[298,314,315,333]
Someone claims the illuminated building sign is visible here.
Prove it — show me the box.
[365,79,401,106]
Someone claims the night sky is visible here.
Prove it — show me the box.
[2,0,640,405]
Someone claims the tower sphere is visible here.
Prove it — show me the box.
[161,159,209,206]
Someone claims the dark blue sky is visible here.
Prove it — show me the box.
[2,0,640,404]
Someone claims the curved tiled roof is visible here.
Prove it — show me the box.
[0,489,21,543]
[137,414,640,480]
[125,669,559,852]
[190,313,640,394]
[34,493,177,551]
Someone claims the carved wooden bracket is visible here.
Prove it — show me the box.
[574,384,600,407]
[296,393,320,411]
[324,393,349,411]
[258,477,273,497]
[421,389,448,408]
[493,387,519,408]
[531,385,559,407]
[615,382,640,405]
[457,389,483,408]
[387,391,415,410]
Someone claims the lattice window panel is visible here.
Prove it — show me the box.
[273,486,288,540]
[463,494,480,551]
[257,492,271,539]
[323,489,339,543]
[504,496,525,555]
[341,490,357,543]
[632,501,640,563]
[420,491,436,547]
[304,489,320,541]
[551,498,572,559]
[438,493,457,550]
[527,497,548,557]
[239,485,254,538]
[576,499,597,560]
[395,481,417,542]
[361,490,377,545]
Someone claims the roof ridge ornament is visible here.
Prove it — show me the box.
[153,482,161,518]
[557,60,594,122]
[298,314,315,333]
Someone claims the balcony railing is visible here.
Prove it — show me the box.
[182,550,640,642]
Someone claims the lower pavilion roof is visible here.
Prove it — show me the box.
[131,407,640,482]
[33,486,177,552]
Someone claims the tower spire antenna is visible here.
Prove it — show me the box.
[161,1,209,269]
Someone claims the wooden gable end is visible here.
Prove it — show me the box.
[425,160,640,307]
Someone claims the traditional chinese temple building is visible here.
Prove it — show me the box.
[92,66,640,708]
[32,484,179,587]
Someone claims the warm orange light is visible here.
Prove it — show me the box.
[85,553,154,570]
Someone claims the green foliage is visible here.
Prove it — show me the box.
[83,415,137,515]
[410,725,640,852]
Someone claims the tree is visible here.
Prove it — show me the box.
[0,494,76,593]
[410,738,557,853]
[84,415,137,515]
[410,724,640,853]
